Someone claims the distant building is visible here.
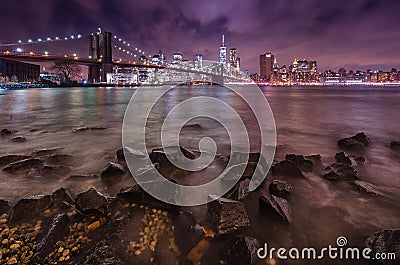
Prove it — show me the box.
[219,35,227,64]
[259,52,274,80]
[229,48,237,68]
[195,54,203,68]
[173,53,183,63]
[0,58,40,82]
[139,55,148,64]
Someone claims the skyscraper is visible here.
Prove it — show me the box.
[229,48,237,68]
[259,52,274,80]
[219,35,227,64]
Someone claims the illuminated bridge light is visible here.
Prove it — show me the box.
[114,36,117,38]
[123,41,126,44]
[55,37,59,40]
[18,40,22,43]
[77,34,82,38]
[71,35,75,39]
[28,39,32,43]
[64,37,68,40]
[38,38,42,42]
[16,48,22,52]
[135,48,137,50]
[119,38,122,41]
[47,37,51,41]
[127,44,130,46]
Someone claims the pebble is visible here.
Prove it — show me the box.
[57,247,64,253]
[87,221,101,231]
[62,249,70,257]
[7,257,17,264]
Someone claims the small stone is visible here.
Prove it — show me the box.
[62,249,70,257]
[59,256,65,262]
[87,221,101,231]
[134,250,141,255]
[7,257,18,264]
[58,247,64,253]
[10,244,20,250]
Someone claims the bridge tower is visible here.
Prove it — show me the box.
[88,32,113,83]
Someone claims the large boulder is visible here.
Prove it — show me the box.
[33,213,70,261]
[305,154,324,171]
[259,194,291,223]
[335,152,356,166]
[285,154,313,172]
[221,162,264,182]
[2,158,44,173]
[229,152,269,172]
[117,147,147,165]
[366,229,400,265]
[9,195,53,224]
[101,162,126,183]
[390,141,400,153]
[75,188,109,216]
[207,197,250,236]
[269,179,292,199]
[338,132,371,150]
[52,187,75,210]
[222,236,260,265]
[272,160,305,178]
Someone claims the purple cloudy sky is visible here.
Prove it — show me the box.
[0,0,399,72]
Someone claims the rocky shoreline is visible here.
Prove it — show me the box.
[0,131,399,264]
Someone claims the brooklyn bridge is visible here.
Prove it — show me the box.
[0,30,249,85]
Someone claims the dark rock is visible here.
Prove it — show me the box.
[89,126,108,130]
[366,229,400,265]
[116,149,125,164]
[101,162,126,182]
[33,213,70,260]
[355,156,367,165]
[0,199,11,214]
[305,154,324,170]
[222,236,260,265]
[1,128,17,136]
[285,154,313,172]
[32,147,63,157]
[183,123,204,130]
[259,194,291,223]
[227,179,251,201]
[72,126,90,132]
[67,174,99,180]
[140,178,179,206]
[2,158,44,173]
[335,152,356,166]
[272,160,305,178]
[172,211,204,255]
[116,184,144,203]
[229,152,269,172]
[75,188,108,215]
[152,146,196,160]
[338,132,371,150]
[390,141,400,152]
[323,164,358,181]
[9,195,53,224]
[10,136,26,142]
[207,197,250,236]
[52,188,74,210]
[269,179,292,199]
[352,181,382,196]
[44,154,74,164]
[0,154,31,166]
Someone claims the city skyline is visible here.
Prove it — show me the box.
[0,0,400,73]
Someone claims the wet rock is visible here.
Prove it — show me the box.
[259,194,291,223]
[72,126,90,132]
[75,188,108,215]
[366,229,400,265]
[305,154,324,170]
[338,132,371,150]
[140,178,179,206]
[90,126,108,130]
[150,146,196,168]
[323,164,358,181]
[272,160,305,178]
[44,154,74,164]
[352,181,382,196]
[101,162,126,183]
[269,179,292,199]
[390,141,400,153]
[66,174,99,180]
[335,152,356,166]
[2,158,44,173]
[1,128,17,136]
[183,123,204,130]
[285,154,313,172]
[207,197,250,236]
[116,184,144,203]
[0,154,31,166]
[52,188,75,210]
[9,194,53,224]
[10,136,26,142]
[152,146,196,159]
[0,198,11,214]
[222,236,259,265]
[33,213,70,260]
[355,156,368,165]
[32,147,63,157]
[226,179,251,201]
